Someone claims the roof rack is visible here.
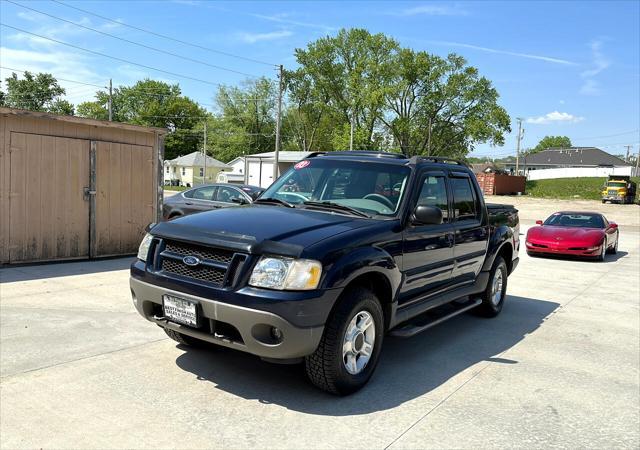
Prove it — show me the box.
[409,156,469,167]
[311,150,408,159]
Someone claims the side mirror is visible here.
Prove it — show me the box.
[608,222,618,229]
[413,205,443,225]
[535,220,543,225]
[232,198,248,205]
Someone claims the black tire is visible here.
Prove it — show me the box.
[475,256,508,318]
[304,287,384,396]
[163,327,201,346]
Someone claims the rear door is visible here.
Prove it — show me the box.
[449,173,489,284]
[400,171,455,303]
[182,186,217,214]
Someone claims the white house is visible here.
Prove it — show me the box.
[217,151,314,187]
[164,151,231,187]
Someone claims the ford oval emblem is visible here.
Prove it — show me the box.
[182,255,201,266]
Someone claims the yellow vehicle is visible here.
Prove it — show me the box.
[601,175,637,204]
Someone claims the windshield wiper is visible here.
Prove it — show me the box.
[302,201,370,218]
[254,197,295,208]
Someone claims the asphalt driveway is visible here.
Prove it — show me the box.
[1,201,638,449]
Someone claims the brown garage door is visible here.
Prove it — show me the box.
[9,132,90,263]
[94,141,155,257]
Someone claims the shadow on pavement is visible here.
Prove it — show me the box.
[175,295,559,415]
[0,257,134,283]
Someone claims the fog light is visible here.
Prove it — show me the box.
[270,326,283,341]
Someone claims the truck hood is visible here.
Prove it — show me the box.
[527,226,604,246]
[150,205,375,257]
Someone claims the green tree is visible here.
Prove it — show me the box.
[382,50,510,157]
[2,71,74,114]
[534,136,572,152]
[292,29,399,149]
[210,78,276,162]
[77,79,206,159]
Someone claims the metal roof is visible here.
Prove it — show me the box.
[245,151,314,162]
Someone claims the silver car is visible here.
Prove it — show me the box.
[162,184,263,220]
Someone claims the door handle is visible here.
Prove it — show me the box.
[185,202,193,205]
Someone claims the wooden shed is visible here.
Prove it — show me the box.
[0,108,166,264]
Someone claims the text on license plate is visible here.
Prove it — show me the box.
[163,295,198,327]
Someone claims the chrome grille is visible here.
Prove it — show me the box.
[161,258,226,285]
[164,240,234,263]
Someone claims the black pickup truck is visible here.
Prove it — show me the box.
[131,151,519,395]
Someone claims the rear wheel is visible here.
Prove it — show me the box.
[163,327,201,346]
[305,287,384,395]
[476,256,508,317]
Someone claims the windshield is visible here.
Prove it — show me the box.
[259,158,411,217]
[544,213,605,229]
[607,182,626,188]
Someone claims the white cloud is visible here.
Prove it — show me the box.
[579,39,610,96]
[236,30,293,44]
[424,40,577,65]
[526,111,585,125]
[396,4,469,16]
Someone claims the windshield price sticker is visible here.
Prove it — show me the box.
[294,160,310,170]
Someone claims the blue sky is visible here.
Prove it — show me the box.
[1,0,638,158]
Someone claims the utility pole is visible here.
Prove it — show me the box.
[108,78,113,121]
[515,118,523,175]
[427,117,432,156]
[635,146,639,176]
[624,145,631,163]
[350,109,354,151]
[273,64,284,183]
[203,120,207,184]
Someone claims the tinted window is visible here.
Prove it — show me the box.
[188,186,215,200]
[260,159,410,216]
[450,177,477,220]
[417,175,449,222]
[544,213,605,228]
[216,186,244,203]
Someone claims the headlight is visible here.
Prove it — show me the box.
[137,233,154,262]
[249,256,322,290]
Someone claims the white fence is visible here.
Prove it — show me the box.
[527,166,638,180]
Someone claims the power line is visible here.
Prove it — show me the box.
[7,0,261,79]
[572,129,640,141]
[0,24,235,88]
[50,0,277,67]
[0,65,107,88]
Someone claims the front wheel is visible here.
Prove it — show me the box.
[305,287,384,395]
[475,256,508,317]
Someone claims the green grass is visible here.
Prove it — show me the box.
[526,177,639,200]
[163,185,187,192]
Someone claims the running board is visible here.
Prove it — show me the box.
[389,298,482,338]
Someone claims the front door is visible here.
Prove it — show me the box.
[400,171,455,304]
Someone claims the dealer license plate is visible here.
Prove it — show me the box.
[163,295,198,327]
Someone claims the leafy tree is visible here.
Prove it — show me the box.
[292,29,399,149]
[77,79,206,159]
[382,50,510,157]
[209,78,276,162]
[2,71,74,114]
[534,136,572,152]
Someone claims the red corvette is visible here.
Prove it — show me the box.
[526,211,619,261]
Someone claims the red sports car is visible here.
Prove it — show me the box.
[526,211,619,261]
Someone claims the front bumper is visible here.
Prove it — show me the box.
[130,277,325,359]
[526,242,601,257]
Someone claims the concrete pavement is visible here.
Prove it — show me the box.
[1,203,638,448]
